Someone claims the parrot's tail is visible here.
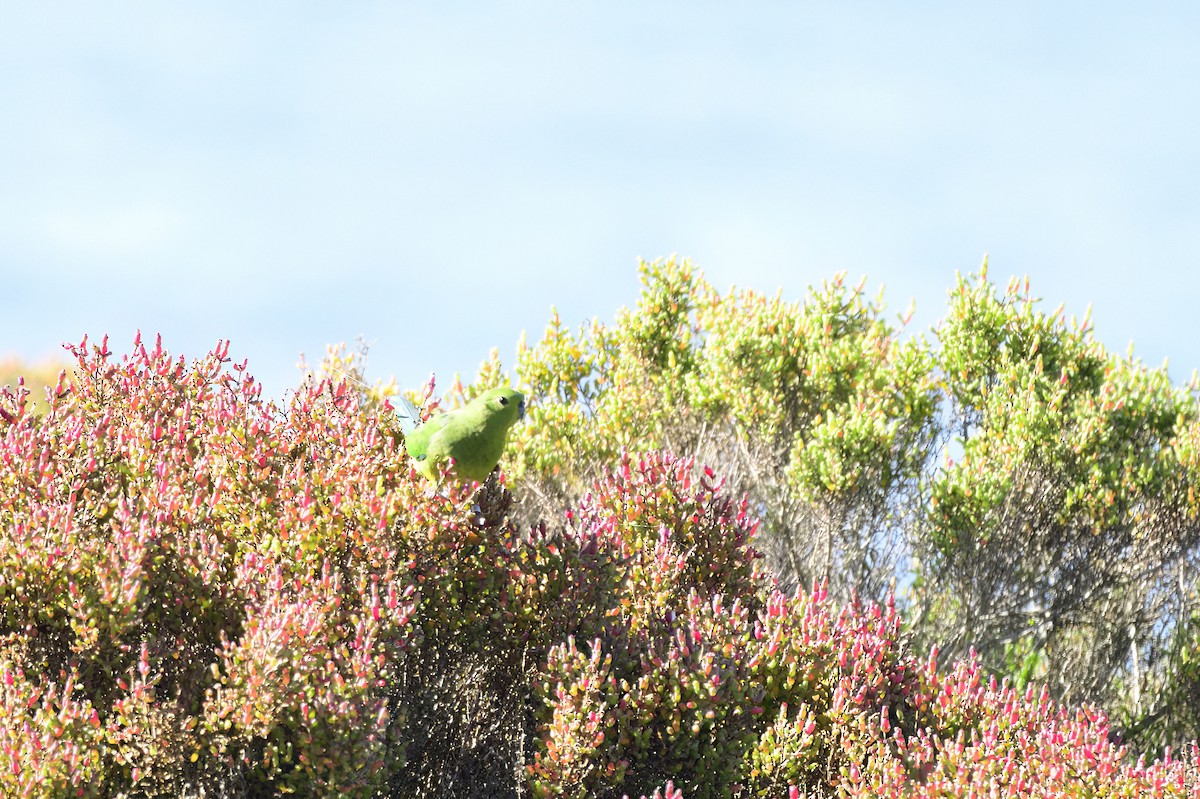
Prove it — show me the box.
[391,394,421,435]
[326,364,421,435]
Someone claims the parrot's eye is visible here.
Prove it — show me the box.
[498,396,508,406]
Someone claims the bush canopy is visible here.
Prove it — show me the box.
[2,260,1199,797]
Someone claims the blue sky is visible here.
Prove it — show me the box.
[3,3,1198,397]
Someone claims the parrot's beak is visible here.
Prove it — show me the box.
[517,399,526,421]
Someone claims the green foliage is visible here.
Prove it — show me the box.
[490,257,1200,756]
[508,259,939,605]
[921,264,1200,748]
[689,275,935,488]
[7,257,1200,795]
[930,267,1188,548]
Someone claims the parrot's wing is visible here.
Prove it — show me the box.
[423,395,511,483]
[392,394,422,436]
[421,415,489,481]
[403,412,448,463]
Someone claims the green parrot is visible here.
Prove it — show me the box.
[397,387,526,483]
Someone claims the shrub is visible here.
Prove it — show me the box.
[0,335,418,797]
[0,355,72,417]
[508,259,939,606]
[924,269,1200,747]
[485,258,1200,751]
[4,329,1200,798]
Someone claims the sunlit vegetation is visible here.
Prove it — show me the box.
[3,261,1199,797]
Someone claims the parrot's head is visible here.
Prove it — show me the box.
[479,386,526,428]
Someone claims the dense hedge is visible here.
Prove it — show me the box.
[2,335,1200,797]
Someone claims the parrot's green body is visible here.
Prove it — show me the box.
[402,387,526,482]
